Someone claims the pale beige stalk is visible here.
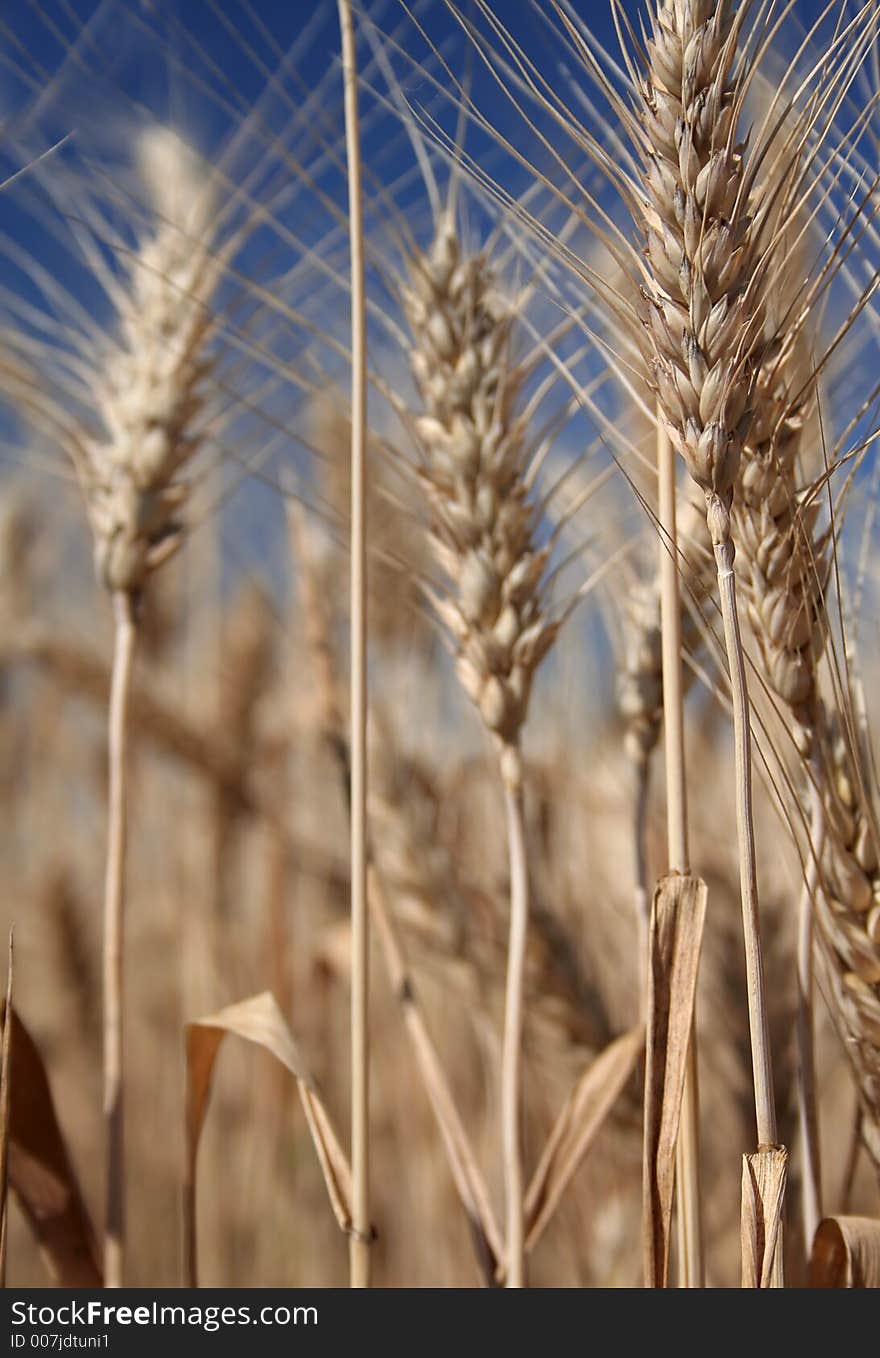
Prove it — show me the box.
[657,423,704,1288]
[103,590,135,1288]
[637,1,779,1173]
[501,775,529,1287]
[404,221,557,1288]
[78,129,219,1286]
[734,225,828,1238]
[288,508,504,1282]
[337,0,372,1290]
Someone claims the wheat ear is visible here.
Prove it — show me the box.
[404,219,557,1287]
[815,729,880,1179]
[636,1,779,1172]
[68,128,219,1285]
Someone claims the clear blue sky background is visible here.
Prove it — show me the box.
[0,1,875,618]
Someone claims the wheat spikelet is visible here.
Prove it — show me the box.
[735,346,827,750]
[816,730,880,1173]
[55,124,225,1286]
[730,106,880,1192]
[404,214,562,1286]
[635,0,785,1179]
[638,0,760,543]
[403,219,557,774]
[79,128,219,598]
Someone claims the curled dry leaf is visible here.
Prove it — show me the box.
[0,1001,100,1287]
[642,873,708,1288]
[741,1147,788,1288]
[809,1216,880,1288]
[183,991,352,1287]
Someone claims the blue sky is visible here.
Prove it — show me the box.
[1,1,877,614]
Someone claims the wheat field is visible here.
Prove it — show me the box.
[0,0,879,1290]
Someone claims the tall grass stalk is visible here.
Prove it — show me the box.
[337,0,372,1289]
[797,770,824,1250]
[502,768,529,1287]
[636,0,780,1182]
[657,422,704,1287]
[103,590,136,1288]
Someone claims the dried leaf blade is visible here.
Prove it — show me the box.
[809,1216,880,1287]
[642,873,707,1288]
[741,1147,788,1288]
[184,991,352,1287]
[0,1001,100,1287]
[525,1026,643,1253]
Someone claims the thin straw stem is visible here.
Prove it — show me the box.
[501,765,529,1289]
[658,423,704,1288]
[632,753,651,1021]
[0,932,13,1288]
[658,428,689,875]
[103,589,136,1290]
[338,0,371,1289]
[796,766,824,1253]
[714,539,779,1154]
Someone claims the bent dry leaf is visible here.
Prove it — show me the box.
[0,1001,101,1287]
[369,864,503,1282]
[524,1027,643,1256]
[809,1216,880,1287]
[642,873,707,1288]
[741,1147,788,1288]
[184,991,352,1287]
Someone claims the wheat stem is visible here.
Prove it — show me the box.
[714,537,778,1155]
[797,766,824,1251]
[338,0,371,1289]
[657,422,704,1288]
[501,759,529,1289]
[632,752,652,1022]
[103,589,135,1289]
[658,429,690,878]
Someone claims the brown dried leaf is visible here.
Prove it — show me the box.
[0,1001,100,1287]
[809,1216,880,1287]
[525,1027,643,1253]
[184,991,352,1287]
[642,873,707,1288]
[741,1146,788,1287]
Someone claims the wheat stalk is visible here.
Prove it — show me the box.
[618,442,720,1000]
[734,310,828,1244]
[287,502,507,1283]
[61,127,221,1286]
[655,421,705,1287]
[635,4,781,1188]
[337,0,372,1289]
[404,216,557,1286]
[732,47,880,1222]
[617,469,707,1283]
